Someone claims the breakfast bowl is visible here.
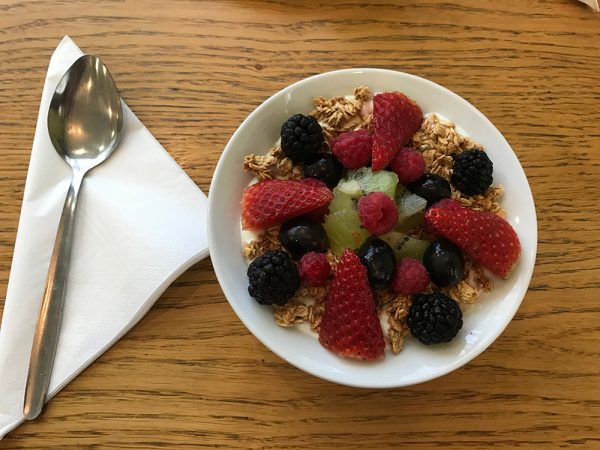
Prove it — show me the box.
[208,68,537,388]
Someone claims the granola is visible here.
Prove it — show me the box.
[310,86,373,145]
[412,113,483,176]
[444,257,492,304]
[274,286,327,331]
[242,225,282,260]
[385,295,412,354]
[243,146,303,181]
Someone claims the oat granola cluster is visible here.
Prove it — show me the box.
[242,87,505,355]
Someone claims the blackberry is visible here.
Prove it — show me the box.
[247,250,300,305]
[451,150,493,196]
[407,293,463,345]
[280,114,323,163]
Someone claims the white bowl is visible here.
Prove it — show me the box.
[208,68,537,388]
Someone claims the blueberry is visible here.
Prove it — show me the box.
[357,238,396,288]
[279,217,329,259]
[407,174,451,206]
[423,239,464,287]
[304,153,344,188]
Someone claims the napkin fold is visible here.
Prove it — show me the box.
[0,36,209,439]
[577,0,599,11]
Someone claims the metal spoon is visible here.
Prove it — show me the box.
[23,54,123,420]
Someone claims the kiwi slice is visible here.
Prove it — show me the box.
[324,188,370,255]
[380,231,429,262]
[338,167,399,199]
[336,179,363,198]
[395,187,427,231]
[328,187,355,211]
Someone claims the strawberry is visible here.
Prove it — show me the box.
[299,178,331,222]
[318,249,385,361]
[425,199,521,279]
[372,92,423,171]
[241,179,333,230]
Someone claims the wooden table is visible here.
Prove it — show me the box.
[1,1,599,448]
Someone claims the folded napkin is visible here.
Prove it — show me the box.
[0,36,209,439]
[577,0,599,11]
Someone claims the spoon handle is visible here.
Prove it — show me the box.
[24,170,86,420]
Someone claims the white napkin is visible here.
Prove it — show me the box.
[0,36,209,439]
[577,0,599,11]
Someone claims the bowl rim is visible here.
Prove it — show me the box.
[208,68,538,388]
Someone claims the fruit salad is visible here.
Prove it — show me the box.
[241,87,520,361]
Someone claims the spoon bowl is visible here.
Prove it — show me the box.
[48,54,123,167]
[24,54,123,420]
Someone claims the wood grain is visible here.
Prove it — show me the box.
[1,0,599,448]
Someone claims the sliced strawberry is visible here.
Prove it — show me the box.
[318,249,385,361]
[372,92,423,171]
[299,178,331,222]
[425,199,521,279]
[241,179,333,230]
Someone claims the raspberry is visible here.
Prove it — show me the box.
[357,192,398,235]
[298,252,331,286]
[331,129,372,169]
[391,257,430,295]
[390,147,426,185]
